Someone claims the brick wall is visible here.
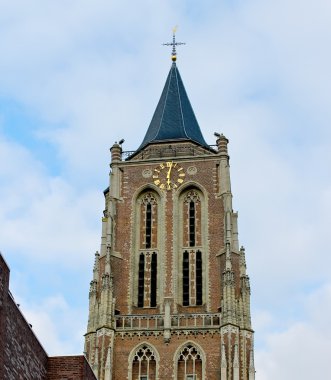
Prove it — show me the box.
[112,334,221,379]
[0,254,97,380]
[0,254,10,380]
[0,254,48,380]
[47,356,97,380]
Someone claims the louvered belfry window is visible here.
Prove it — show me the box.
[183,250,190,306]
[138,253,145,307]
[189,200,196,247]
[145,203,152,249]
[196,250,202,305]
[150,252,157,307]
[137,192,158,308]
[183,190,203,306]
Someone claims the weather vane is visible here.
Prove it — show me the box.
[163,26,186,62]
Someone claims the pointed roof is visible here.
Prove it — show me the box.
[136,62,209,152]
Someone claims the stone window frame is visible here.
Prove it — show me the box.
[131,186,165,311]
[128,342,160,380]
[174,184,209,309]
[173,341,206,380]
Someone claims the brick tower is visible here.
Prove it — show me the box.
[85,34,255,380]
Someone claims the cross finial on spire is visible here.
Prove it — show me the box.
[163,26,185,62]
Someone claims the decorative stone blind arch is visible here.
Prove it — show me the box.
[128,343,159,380]
[174,342,206,380]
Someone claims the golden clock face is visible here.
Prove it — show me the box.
[153,161,186,190]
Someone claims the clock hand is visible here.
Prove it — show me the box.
[166,163,173,179]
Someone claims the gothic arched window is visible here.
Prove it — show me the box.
[181,190,203,306]
[137,192,159,308]
[176,344,204,380]
[131,344,158,380]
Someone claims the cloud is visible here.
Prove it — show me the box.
[256,283,331,380]
[0,135,102,264]
[17,294,86,355]
[0,1,177,177]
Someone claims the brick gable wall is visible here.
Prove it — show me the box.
[47,356,96,380]
[0,254,48,380]
[0,254,97,380]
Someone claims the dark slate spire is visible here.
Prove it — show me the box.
[136,62,209,152]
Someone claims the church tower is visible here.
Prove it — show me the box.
[85,33,255,380]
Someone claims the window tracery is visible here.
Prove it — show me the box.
[131,345,157,380]
[177,344,203,380]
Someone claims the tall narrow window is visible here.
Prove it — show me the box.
[137,192,159,308]
[189,201,195,247]
[138,254,145,307]
[150,253,157,307]
[182,190,204,306]
[196,251,202,305]
[183,251,189,306]
[145,203,152,249]
[184,190,200,248]
[138,252,158,308]
[140,192,157,250]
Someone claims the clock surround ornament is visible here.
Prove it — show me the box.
[153,161,186,190]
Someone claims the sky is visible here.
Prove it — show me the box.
[0,0,331,378]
